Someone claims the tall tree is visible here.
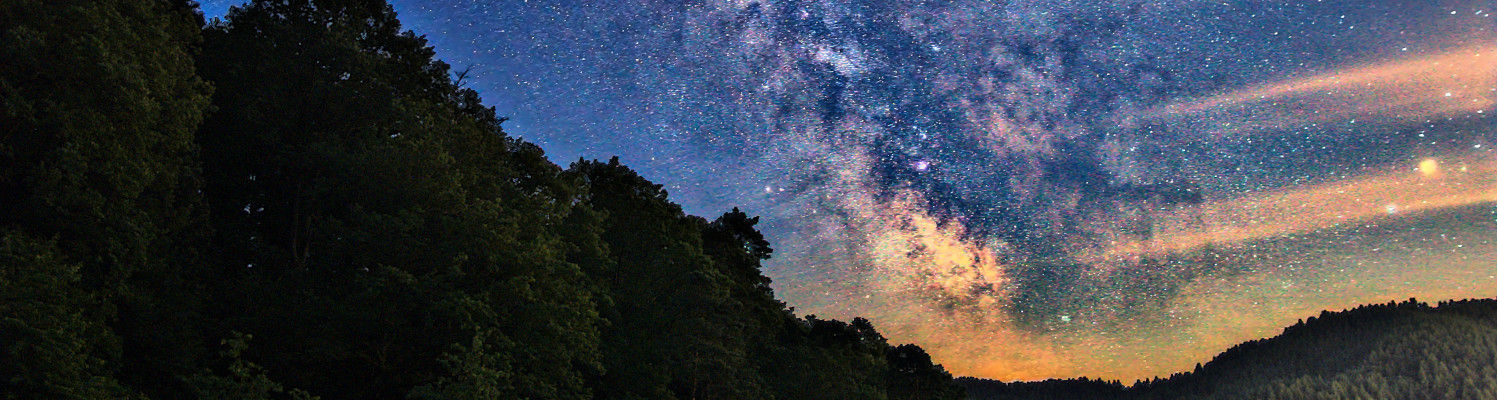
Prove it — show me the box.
[0,0,212,397]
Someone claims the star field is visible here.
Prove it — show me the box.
[202,0,1497,381]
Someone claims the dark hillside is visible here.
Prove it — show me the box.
[961,298,1497,400]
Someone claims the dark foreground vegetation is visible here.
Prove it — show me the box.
[961,298,1497,400]
[0,1,964,399]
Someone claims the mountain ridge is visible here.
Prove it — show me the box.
[959,297,1497,399]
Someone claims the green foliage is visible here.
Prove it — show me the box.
[568,158,756,400]
[1,0,211,397]
[765,316,893,400]
[0,232,136,399]
[186,333,318,400]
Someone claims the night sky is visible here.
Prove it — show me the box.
[203,0,1497,382]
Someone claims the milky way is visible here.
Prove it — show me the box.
[203,0,1497,381]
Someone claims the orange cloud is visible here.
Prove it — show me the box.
[1091,154,1497,262]
[1147,45,1497,137]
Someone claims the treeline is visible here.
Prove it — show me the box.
[0,1,963,399]
[959,298,1497,399]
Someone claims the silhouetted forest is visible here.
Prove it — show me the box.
[960,298,1497,400]
[0,1,963,399]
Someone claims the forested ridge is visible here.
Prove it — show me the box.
[0,1,963,399]
[960,298,1497,400]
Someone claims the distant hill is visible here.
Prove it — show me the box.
[960,298,1497,399]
